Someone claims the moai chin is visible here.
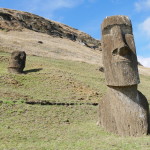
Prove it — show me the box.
[98,15,150,136]
[8,51,26,74]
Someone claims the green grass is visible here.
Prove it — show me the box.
[139,74,150,101]
[0,52,105,103]
[0,52,150,150]
[0,104,150,150]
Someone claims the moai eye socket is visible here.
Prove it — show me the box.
[121,25,132,35]
[112,46,131,57]
[118,46,131,56]
[102,26,111,35]
[112,49,118,56]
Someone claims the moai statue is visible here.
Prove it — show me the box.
[98,15,149,136]
[8,51,26,74]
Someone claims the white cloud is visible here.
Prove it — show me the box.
[138,17,150,37]
[135,0,150,11]
[28,0,83,12]
[138,56,150,67]
[20,0,84,20]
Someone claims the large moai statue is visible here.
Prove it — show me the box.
[8,51,26,74]
[98,15,150,136]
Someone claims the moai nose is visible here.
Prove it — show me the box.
[112,26,130,56]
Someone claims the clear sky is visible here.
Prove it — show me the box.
[0,0,150,67]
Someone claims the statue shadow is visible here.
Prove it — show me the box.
[147,98,150,134]
[24,68,43,74]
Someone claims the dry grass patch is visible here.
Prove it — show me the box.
[0,52,150,150]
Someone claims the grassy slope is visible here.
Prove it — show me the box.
[0,52,150,150]
[0,30,102,65]
[0,52,105,103]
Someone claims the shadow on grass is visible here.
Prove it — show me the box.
[24,68,43,74]
[26,101,98,106]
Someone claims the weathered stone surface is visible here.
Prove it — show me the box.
[99,15,149,136]
[101,15,139,86]
[8,51,26,74]
[99,86,149,136]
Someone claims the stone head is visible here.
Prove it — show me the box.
[101,15,140,86]
[8,51,26,73]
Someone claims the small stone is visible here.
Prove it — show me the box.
[38,41,43,44]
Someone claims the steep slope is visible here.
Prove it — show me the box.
[0,8,102,65]
[0,8,150,74]
[0,8,101,50]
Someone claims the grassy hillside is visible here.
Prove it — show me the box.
[0,52,105,103]
[0,29,102,65]
[0,52,150,150]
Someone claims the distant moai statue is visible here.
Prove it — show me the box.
[8,51,26,74]
[98,15,149,136]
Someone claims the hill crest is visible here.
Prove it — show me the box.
[0,8,101,50]
[0,8,150,75]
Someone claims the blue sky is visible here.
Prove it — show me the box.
[0,0,150,67]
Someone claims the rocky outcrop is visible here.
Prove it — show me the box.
[0,8,101,50]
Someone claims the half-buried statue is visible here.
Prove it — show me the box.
[8,51,26,74]
[98,15,149,136]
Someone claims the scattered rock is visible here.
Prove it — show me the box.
[0,56,9,62]
[38,41,43,44]
[78,97,84,100]
[0,101,3,106]
[99,67,104,72]
[0,8,101,50]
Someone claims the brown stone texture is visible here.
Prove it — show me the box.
[8,51,26,74]
[99,86,149,136]
[101,15,139,86]
[99,15,149,136]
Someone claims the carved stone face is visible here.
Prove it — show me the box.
[8,51,26,73]
[101,16,140,86]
